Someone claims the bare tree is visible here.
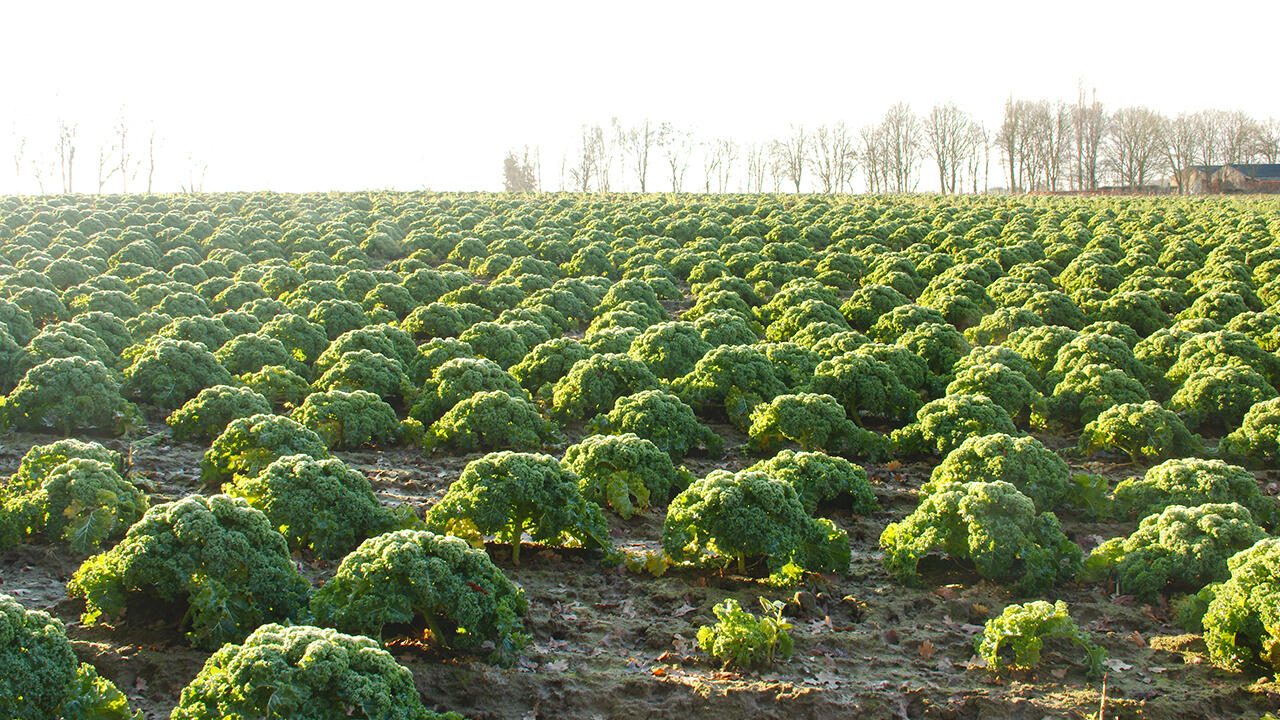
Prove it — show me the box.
[997,97,1022,191]
[658,123,694,192]
[1072,85,1106,190]
[9,130,25,192]
[924,103,971,194]
[114,115,140,193]
[808,122,857,194]
[588,124,612,192]
[744,142,768,193]
[707,138,738,193]
[1164,113,1198,193]
[502,146,539,192]
[568,125,598,192]
[965,121,990,194]
[859,123,889,194]
[772,125,807,193]
[616,118,658,192]
[882,103,922,193]
[145,131,157,194]
[56,120,77,193]
[1192,110,1227,166]
[181,153,208,193]
[1256,118,1280,163]
[95,143,119,193]
[1106,106,1167,188]
[1221,110,1260,164]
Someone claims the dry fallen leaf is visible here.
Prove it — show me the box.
[672,603,696,618]
[1104,658,1133,672]
[886,460,902,471]
[651,667,667,677]
[1050,668,1068,680]
[918,640,937,659]
[1128,630,1147,647]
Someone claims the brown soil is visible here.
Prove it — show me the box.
[3,422,1279,720]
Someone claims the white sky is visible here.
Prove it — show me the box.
[3,0,1278,194]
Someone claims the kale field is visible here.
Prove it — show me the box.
[3,192,1280,719]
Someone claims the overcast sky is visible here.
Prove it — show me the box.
[4,0,1278,194]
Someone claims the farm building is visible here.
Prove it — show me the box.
[1178,163,1280,193]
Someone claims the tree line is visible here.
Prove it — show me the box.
[506,89,1280,195]
[7,114,210,195]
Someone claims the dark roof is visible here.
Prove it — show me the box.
[1189,165,1222,175]
[1222,164,1280,180]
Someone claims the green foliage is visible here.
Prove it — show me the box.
[881,480,1081,594]
[1078,400,1201,462]
[1197,538,1280,674]
[3,458,147,554]
[923,433,1071,512]
[810,352,921,424]
[562,433,691,518]
[201,413,330,486]
[68,494,311,650]
[662,469,850,578]
[746,392,889,459]
[1112,458,1278,525]
[123,338,234,409]
[697,598,794,669]
[673,345,787,429]
[1220,397,1280,465]
[166,385,272,441]
[597,390,723,459]
[550,353,660,421]
[510,337,593,394]
[976,600,1104,677]
[426,451,612,563]
[411,357,526,424]
[945,362,1040,419]
[459,321,530,369]
[745,449,876,515]
[628,321,711,380]
[1083,503,1264,600]
[1039,363,1149,429]
[893,393,1018,457]
[259,313,329,365]
[2,357,135,434]
[237,364,312,409]
[224,454,395,559]
[291,389,403,449]
[9,438,123,495]
[171,623,458,720]
[311,529,529,664]
[315,349,414,404]
[0,593,140,720]
[1168,364,1278,431]
[428,390,561,453]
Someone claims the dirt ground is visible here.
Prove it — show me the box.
[3,422,1279,720]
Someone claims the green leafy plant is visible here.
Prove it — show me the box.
[697,597,794,668]
[1195,538,1280,674]
[1169,364,1278,431]
[1083,503,1264,600]
[200,413,330,486]
[892,393,1018,457]
[171,623,461,720]
[166,384,273,441]
[0,592,140,720]
[562,433,692,518]
[427,390,561,452]
[1,357,135,434]
[426,451,612,564]
[1220,397,1280,465]
[290,389,404,449]
[311,529,529,664]
[237,364,312,410]
[123,338,234,409]
[550,353,661,422]
[746,392,889,459]
[881,480,1081,594]
[744,449,876,515]
[975,600,1105,677]
[596,390,723,459]
[922,433,1071,512]
[1112,458,1278,525]
[663,469,850,579]
[224,454,398,559]
[1078,400,1202,462]
[2,458,147,554]
[68,494,311,649]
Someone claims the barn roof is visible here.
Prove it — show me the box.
[1223,164,1280,180]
